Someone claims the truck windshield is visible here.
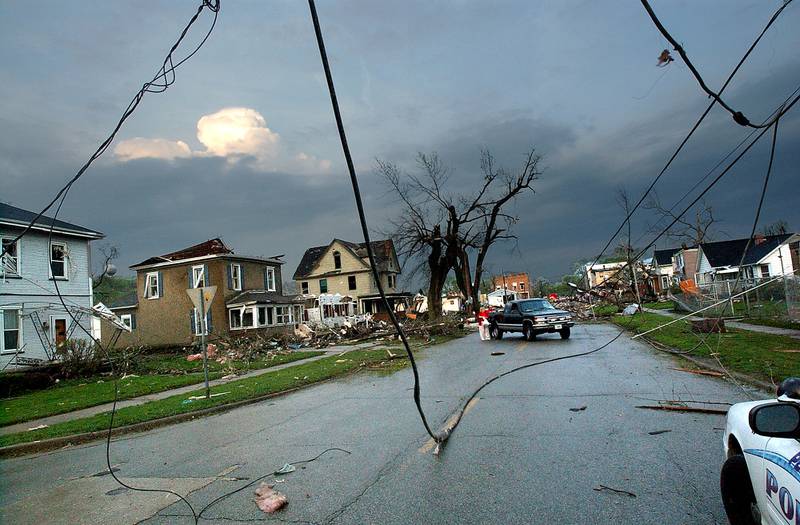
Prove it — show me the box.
[519,300,554,312]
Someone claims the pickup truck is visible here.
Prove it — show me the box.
[487,298,574,341]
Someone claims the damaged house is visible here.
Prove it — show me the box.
[293,238,410,321]
[1,203,105,369]
[101,238,303,348]
[694,233,799,284]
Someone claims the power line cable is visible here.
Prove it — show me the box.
[640,0,790,128]
[306,0,443,444]
[582,0,794,282]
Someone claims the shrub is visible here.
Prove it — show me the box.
[54,339,102,378]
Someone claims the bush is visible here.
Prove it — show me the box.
[54,339,103,378]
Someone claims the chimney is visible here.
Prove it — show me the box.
[754,234,766,246]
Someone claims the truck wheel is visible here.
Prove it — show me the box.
[490,324,503,340]
[559,327,571,339]
[523,323,536,341]
[720,454,759,525]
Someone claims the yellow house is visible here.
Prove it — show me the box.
[293,238,409,317]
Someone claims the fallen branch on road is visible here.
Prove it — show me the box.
[635,404,728,415]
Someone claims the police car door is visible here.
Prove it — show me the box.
[762,436,800,524]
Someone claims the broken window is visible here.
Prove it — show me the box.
[275,306,292,324]
[760,264,771,278]
[242,308,254,328]
[1,238,18,277]
[192,308,209,335]
[265,267,276,291]
[229,309,242,329]
[230,264,242,291]
[319,278,328,294]
[144,272,160,299]
[192,265,206,288]
[301,281,309,294]
[50,242,66,278]
[348,275,357,290]
[333,250,341,269]
[258,306,267,326]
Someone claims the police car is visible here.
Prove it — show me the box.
[721,378,800,525]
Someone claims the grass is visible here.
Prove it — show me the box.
[610,311,799,384]
[593,304,620,316]
[0,332,470,448]
[0,351,322,427]
[643,300,675,310]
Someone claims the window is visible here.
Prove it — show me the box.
[387,274,395,288]
[301,281,309,294]
[348,275,357,290]
[661,276,669,289]
[2,309,21,353]
[144,272,160,299]
[760,264,771,278]
[192,308,210,335]
[1,238,19,277]
[275,306,292,324]
[265,267,276,291]
[120,314,136,330]
[50,242,67,279]
[230,264,242,291]
[333,251,342,270]
[258,306,267,326]
[191,265,206,288]
[229,309,242,329]
[320,278,328,294]
[519,282,525,291]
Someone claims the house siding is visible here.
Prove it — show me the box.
[1,227,97,368]
[299,240,379,297]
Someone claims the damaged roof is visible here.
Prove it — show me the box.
[131,238,283,269]
[293,238,396,279]
[700,234,794,268]
[133,238,232,267]
[226,290,304,307]
[653,247,681,266]
[0,202,104,239]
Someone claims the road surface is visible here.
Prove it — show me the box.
[0,323,762,524]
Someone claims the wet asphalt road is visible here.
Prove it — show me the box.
[1,323,762,524]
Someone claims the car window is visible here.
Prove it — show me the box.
[519,300,555,313]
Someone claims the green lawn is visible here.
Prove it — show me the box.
[0,344,442,448]
[610,312,799,383]
[643,300,675,310]
[593,304,620,316]
[0,351,322,427]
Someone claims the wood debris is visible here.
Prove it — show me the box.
[636,405,728,415]
[670,367,725,377]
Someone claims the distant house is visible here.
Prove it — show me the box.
[583,261,628,289]
[649,247,680,295]
[1,202,104,369]
[694,233,799,284]
[293,238,410,319]
[672,246,699,284]
[100,238,303,348]
[491,272,531,299]
[442,291,464,313]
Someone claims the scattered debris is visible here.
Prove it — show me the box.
[221,374,237,380]
[187,391,229,401]
[569,406,587,412]
[622,304,640,316]
[27,424,49,431]
[671,367,724,377]
[648,429,672,436]
[594,484,637,498]
[636,405,728,415]
[490,351,505,356]
[105,487,129,496]
[254,483,288,513]
[691,319,726,333]
[274,463,296,475]
[773,349,800,353]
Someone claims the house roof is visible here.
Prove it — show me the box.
[293,238,396,279]
[107,292,138,310]
[700,234,793,268]
[226,290,304,307]
[0,202,104,239]
[653,247,681,266]
[131,238,283,269]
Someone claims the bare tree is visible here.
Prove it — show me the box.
[379,148,542,317]
[616,187,644,304]
[644,192,719,246]
[760,219,790,236]
[92,244,119,288]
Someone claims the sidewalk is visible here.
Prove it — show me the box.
[0,344,374,437]
[642,307,800,339]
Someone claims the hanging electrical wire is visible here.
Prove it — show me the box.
[640,0,791,129]
[581,0,794,285]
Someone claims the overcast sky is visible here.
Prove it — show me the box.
[1,1,798,285]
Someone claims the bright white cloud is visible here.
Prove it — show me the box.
[113,107,330,174]
[113,138,191,161]
[196,107,280,159]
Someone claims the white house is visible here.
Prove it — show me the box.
[1,202,104,369]
[695,233,799,284]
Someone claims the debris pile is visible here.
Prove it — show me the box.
[254,483,288,513]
